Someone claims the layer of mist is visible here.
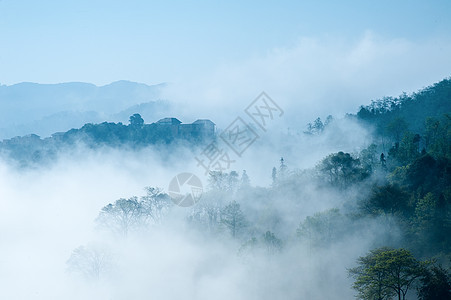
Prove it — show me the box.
[0,115,399,299]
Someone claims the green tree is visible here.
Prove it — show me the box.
[349,247,427,300]
[386,117,408,144]
[424,115,451,158]
[417,264,451,300]
[413,192,451,254]
[319,151,366,188]
[360,144,378,173]
[348,247,395,300]
[396,132,421,165]
[359,184,410,218]
[414,193,437,236]
[424,117,441,150]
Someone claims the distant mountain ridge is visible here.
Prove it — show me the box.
[0,80,170,139]
[0,115,216,166]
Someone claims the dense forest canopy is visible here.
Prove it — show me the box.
[357,78,451,138]
[0,115,215,166]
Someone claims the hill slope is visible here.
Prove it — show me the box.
[356,77,451,134]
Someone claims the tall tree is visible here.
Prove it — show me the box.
[359,144,378,173]
[279,157,288,181]
[221,201,247,238]
[359,184,410,218]
[262,231,283,255]
[349,247,395,300]
[96,196,146,237]
[319,151,365,188]
[349,247,427,300]
[386,117,408,144]
[240,170,250,188]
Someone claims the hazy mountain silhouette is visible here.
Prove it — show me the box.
[0,80,169,139]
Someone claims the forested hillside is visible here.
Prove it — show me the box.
[357,78,451,140]
[2,77,450,299]
[63,77,451,299]
[0,114,214,166]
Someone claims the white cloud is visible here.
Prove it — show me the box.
[163,32,451,128]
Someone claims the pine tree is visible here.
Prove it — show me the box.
[221,201,247,238]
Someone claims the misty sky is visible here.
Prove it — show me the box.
[1,0,450,88]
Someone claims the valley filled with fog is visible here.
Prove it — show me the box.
[1,1,450,299]
[0,77,450,299]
